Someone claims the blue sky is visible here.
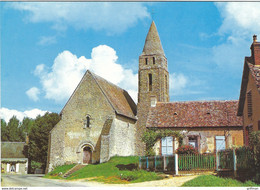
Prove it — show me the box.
[1,2,260,122]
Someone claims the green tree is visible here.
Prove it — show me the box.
[28,112,60,170]
[6,116,24,142]
[1,119,8,141]
[20,117,35,139]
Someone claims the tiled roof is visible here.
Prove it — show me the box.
[91,71,137,120]
[238,57,260,115]
[147,100,242,128]
[248,62,260,92]
[1,142,28,158]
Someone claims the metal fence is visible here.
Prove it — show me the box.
[178,154,216,171]
[139,149,255,176]
[139,155,175,172]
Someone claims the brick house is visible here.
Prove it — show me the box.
[238,35,260,146]
[146,101,243,155]
[1,142,28,174]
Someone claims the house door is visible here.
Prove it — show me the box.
[10,164,16,172]
[83,147,92,164]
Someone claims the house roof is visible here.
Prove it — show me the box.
[146,100,242,128]
[237,57,260,116]
[90,71,137,120]
[61,70,137,120]
[1,142,28,159]
[142,21,165,56]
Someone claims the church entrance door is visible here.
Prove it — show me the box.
[83,147,92,164]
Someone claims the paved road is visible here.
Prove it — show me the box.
[1,174,89,187]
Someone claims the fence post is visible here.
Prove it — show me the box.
[233,149,237,177]
[216,151,219,171]
[139,157,141,169]
[175,154,178,175]
[163,156,166,171]
[146,157,149,170]
[154,156,157,171]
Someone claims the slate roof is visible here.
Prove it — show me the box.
[91,71,137,120]
[238,57,260,116]
[1,142,28,159]
[146,100,242,128]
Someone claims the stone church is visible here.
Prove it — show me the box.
[46,21,243,172]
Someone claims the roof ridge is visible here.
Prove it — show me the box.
[156,100,238,104]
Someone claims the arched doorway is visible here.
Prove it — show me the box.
[83,146,92,164]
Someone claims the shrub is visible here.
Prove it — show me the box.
[142,129,183,156]
[249,131,260,184]
[176,145,198,154]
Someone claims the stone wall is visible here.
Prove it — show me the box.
[109,115,136,158]
[47,72,115,171]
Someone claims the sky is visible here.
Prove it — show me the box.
[1,2,260,122]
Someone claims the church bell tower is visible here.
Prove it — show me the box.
[136,21,169,155]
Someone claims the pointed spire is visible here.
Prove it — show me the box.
[142,21,165,56]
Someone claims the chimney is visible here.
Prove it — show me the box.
[251,35,260,65]
[150,96,157,107]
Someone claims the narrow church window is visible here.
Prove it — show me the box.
[165,75,167,92]
[148,73,152,91]
[153,57,155,64]
[247,91,252,117]
[145,58,148,65]
[84,115,91,128]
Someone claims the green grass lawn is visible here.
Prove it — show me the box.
[182,175,260,187]
[45,156,163,183]
[44,164,76,179]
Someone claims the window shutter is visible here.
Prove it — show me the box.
[247,91,252,117]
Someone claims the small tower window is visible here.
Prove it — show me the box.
[84,115,91,128]
[153,57,155,64]
[145,58,148,65]
[148,73,152,91]
[165,75,167,92]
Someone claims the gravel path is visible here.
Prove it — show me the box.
[61,175,199,187]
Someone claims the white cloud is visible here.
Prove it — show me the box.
[7,2,150,34]
[212,2,260,71]
[216,2,260,35]
[38,36,57,46]
[0,107,48,122]
[33,45,138,103]
[26,87,40,101]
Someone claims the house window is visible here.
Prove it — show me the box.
[84,115,91,128]
[145,58,148,65]
[258,120,260,131]
[188,136,198,149]
[148,73,152,91]
[247,91,252,117]
[161,136,173,155]
[153,57,155,64]
[215,136,225,151]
